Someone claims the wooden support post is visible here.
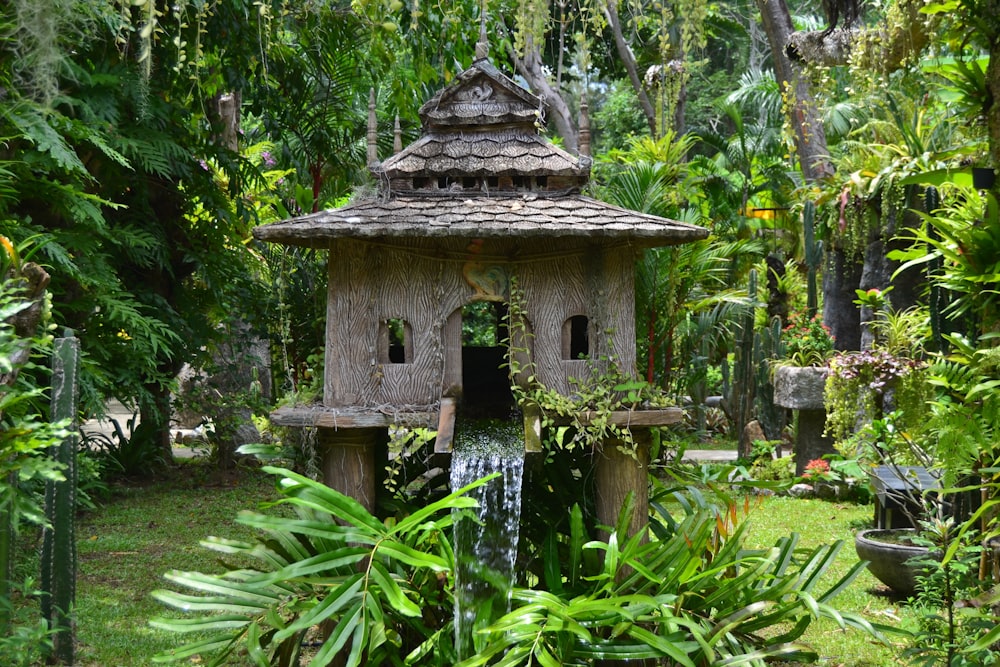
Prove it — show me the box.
[434,397,457,455]
[594,429,650,541]
[319,428,380,513]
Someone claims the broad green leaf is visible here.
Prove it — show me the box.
[259,546,369,584]
[238,512,375,546]
[369,560,421,617]
[541,530,563,593]
[245,622,272,667]
[390,475,492,535]
[707,601,769,645]
[308,599,363,667]
[274,572,364,642]
[199,536,255,554]
[345,611,368,667]
[148,614,250,633]
[568,503,584,587]
[629,626,697,666]
[533,643,561,667]
[375,539,449,571]
[262,466,385,533]
[151,634,239,663]
[964,621,1000,652]
[162,570,281,605]
[715,642,817,666]
[150,589,268,614]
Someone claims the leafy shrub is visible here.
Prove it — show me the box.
[0,578,55,667]
[905,518,1000,666]
[83,416,166,478]
[462,483,882,666]
[151,467,883,666]
[781,312,835,367]
[151,466,482,666]
[824,348,931,449]
[0,267,69,659]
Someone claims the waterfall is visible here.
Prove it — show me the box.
[450,419,525,660]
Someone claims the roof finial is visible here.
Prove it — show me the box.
[367,88,378,168]
[475,0,488,60]
[393,114,402,154]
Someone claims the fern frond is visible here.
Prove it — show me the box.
[112,130,191,178]
[5,105,88,176]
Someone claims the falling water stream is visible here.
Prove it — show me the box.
[450,419,525,660]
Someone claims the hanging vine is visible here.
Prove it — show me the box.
[503,278,672,461]
[8,0,80,105]
[513,0,550,56]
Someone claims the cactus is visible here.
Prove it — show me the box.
[41,336,79,665]
[754,316,785,441]
[729,272,788,456]
[803,201,822,319]
[730,270,757,457]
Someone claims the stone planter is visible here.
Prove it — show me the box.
[855,528,931,598]
[773,365,828,410]
[772,366,834,476]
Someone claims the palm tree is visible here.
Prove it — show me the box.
[596,134,763,394]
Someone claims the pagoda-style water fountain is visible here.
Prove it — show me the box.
[252,37,706,551]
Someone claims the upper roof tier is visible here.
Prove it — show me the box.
[378,58,589,188]
[252,55,708,249]
[418,59,543,130]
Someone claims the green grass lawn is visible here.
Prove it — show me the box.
[73,462,284,666]
[739,495,911,666]
[66,460,913,666]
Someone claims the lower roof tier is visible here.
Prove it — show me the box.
[252,192,708,249]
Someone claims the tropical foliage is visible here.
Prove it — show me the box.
[150,466,879,666]
[0,258,69,663]
[152,466,481,666]
[3,0,1000,664]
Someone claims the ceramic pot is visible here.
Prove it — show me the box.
[854,528,930,597]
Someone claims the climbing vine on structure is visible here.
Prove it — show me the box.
[503,278,671,462]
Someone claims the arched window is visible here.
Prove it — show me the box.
[379,318,412,364]
[562,315,589,360]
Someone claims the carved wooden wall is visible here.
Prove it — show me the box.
[324,237,639,408]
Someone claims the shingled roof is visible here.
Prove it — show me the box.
[252,193,708,247]
[252,55,707,248]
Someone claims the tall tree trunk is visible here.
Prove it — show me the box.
[512,37,579,154]
[756,0,834,181]
[756,0,869,351]
[204,91,267,469]
[987,15,1000,176]
[602,0,657,136]
[142,379,176,464]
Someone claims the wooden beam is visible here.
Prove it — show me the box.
[553,407,683,428]
[271,405,683,430]
[269,405,439,429]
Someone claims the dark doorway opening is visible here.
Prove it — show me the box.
[460,301,514,419]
